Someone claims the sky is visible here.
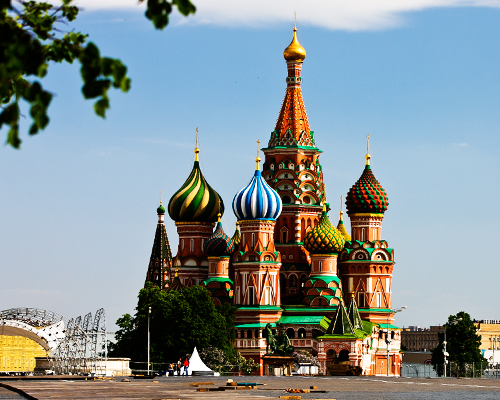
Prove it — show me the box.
[1,1,500,332]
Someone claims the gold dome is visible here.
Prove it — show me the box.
[283,28,306,63]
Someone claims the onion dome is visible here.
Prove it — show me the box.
[203,214,235,257]
[345,154,388,214]
[157,201,165,215]
[337,199,351,241]
[283,27,306,63]
[232,154,282,221]
[167,269,183,292]
[168,147,224,222]
[304,204,345,254]
[231,223,241,247]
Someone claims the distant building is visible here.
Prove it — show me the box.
[401,326,443,352]
[475,320,500,364]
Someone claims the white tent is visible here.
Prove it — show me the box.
[187,347,216,376]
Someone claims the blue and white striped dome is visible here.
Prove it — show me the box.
[233,170,282,221]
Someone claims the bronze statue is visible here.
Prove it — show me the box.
[265,323,294,356]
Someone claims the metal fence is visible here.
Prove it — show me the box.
[402,362,500,378]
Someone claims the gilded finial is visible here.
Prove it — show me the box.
[217,198,222,222]
[283,24,306,63]
[160,190,163,204]
[175,268,179,277]
[322,202,327,212]
[194,127,200,161]
[365,134,371,165]
[255,140,261,170]
[339,195,345,221]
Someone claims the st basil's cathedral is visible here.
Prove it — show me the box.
[145,28,402,376]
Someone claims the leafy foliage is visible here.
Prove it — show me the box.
[109,283,236,363]
[141,0,196,30]
[0,0,195,148]
[0,0,131,147]
[431,311,487,376]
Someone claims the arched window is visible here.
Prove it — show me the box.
[281,229,288,243]
[289,275,297,288]
[190,239,194,252]
[282,195,292,204]
[298,328,306,338]
[247,330,253,339]
[286,328,296,339]
[338,349,350,362]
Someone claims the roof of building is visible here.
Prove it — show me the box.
[168,147,223,223]
[203,216,235,257]
[304,205,345,254]
[346,153,388,215]
[232,164,282,221]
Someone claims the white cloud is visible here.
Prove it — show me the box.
[73,0,500,31]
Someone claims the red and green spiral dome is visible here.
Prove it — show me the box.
[346,161,388,214]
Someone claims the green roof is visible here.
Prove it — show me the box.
[234,323,275,328]
[203,277,233,284]
[278,315,330,327]
[378,323,401,330]
[236,306,282,311]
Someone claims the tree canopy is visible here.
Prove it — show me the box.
[431,311,486,376]
[109,283,236,363]
[0,0,195,148]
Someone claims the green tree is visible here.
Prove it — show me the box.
[0,0,195,148]
[431,311,487,377]
[109,283,236,363]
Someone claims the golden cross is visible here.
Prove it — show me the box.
[196,127,199,148]
[340,195,343,212]
[160,190,163,204]
[366,134,370,155]
[294,11,297,29]
[256,139,260,156]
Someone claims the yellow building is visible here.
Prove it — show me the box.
[0,335,48,372]
[476,320,500,364]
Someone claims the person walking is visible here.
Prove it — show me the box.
[177,358,182,376]
[183,357,189,376]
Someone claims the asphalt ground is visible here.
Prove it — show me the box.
[1,375,500,400]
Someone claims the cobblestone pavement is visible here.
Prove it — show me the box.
[2,375,500,400]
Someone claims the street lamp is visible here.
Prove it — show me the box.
[147,306,151,376]
[442,318,461,378]
[386,306,407,377]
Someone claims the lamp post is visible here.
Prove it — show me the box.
[386,306,407,377]
[147,306,151,376]
[442,317,461,378]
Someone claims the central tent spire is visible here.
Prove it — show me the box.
[268,27,315,149]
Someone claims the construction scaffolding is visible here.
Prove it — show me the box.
[0,307,107,375]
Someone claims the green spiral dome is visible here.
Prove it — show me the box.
[168,160,224,223]
[304,209,345,254]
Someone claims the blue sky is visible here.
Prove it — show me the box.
[1,1,499,331]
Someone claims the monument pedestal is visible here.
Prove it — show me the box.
[262,355,294,376]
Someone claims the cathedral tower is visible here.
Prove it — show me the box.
[201,214,235,306]
[232,149,283,325]
[144,201,173,290]
[261,28,325,303]
[338,142,395,324]
[168,139,224,287]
